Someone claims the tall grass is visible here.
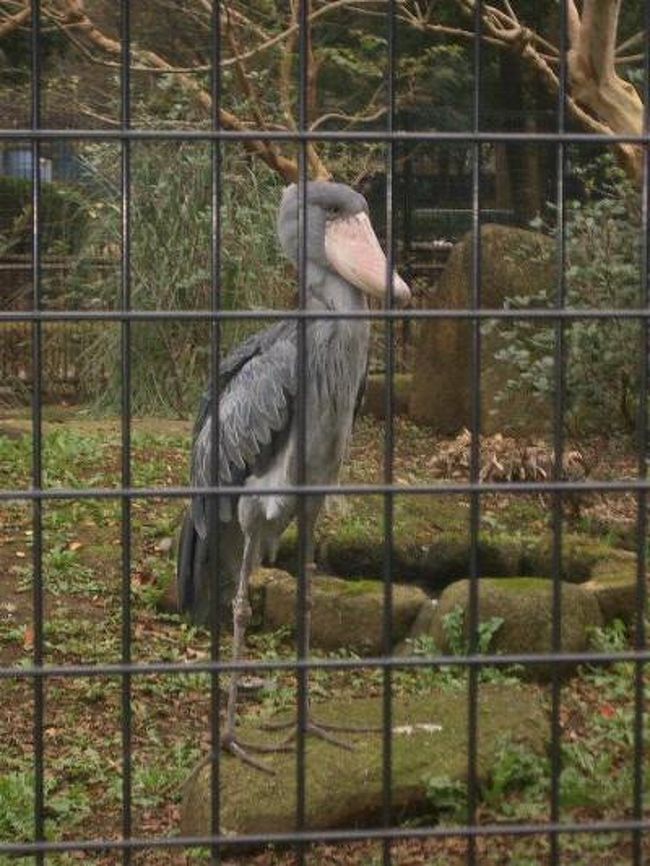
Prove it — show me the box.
[69,143,289,416]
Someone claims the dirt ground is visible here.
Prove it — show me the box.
[1,407,648,865]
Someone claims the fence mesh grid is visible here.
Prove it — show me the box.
[0,1,649,864]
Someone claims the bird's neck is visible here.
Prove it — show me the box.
[305,263,368,312]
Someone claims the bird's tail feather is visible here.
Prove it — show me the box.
[176,509,236,627]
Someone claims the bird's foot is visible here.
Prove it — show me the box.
[260,715,380,750]
[220,731,293,775]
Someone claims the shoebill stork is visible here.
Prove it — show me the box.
[177,181,410,771]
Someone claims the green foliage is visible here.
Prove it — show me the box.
[489,154,644,435]
[0,176,90,258]
[587,618,629,653]
[67,144,288,415]
[424,774,468,821]
[483,741,548,809]
[0,772,34,842]
[0,771,90,842]
[442,605,504,655]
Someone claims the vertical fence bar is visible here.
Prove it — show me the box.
[550,3,568,862]
[381,3,397,866]
[119,3,132,861]
[631,7,649,862]
[295,2,309,862]
[29,3,45,864]
[208,1,223,863]
[466,0,483,862]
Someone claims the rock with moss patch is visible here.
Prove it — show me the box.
[393,599,439,655]
[410,224,555,434]
[430,577,603,677]
[250,568,427,654]
[278,514,615,594]
[181,685,545,838]
[581,550,639,626]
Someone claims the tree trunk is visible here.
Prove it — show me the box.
[499,53,543,223]
[567,0,644,184]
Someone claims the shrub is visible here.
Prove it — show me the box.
[0,176,89,257]
[488,154,644,436]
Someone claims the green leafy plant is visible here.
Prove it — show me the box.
[483,741,548,810]
[0,772,90,842]
[424,774,468,822]
[488,153,644,436]
[587,618,629,653]
[0,176,90,259]
[442,605,504,655]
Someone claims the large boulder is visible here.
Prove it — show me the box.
[181,685,546,838]
[250,568,427,654]
[429,577,603,677]
[409,224,556,434]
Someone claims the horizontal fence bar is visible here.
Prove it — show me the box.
[1,648,649,681]
[2,128,650,145]
[1,479,649,502]
[2,816,650,857]
[2,308,650,323]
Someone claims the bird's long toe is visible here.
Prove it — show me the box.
[260,714,378,750]
[220,732,291,775]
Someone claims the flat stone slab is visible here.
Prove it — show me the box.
[181,684,545,837]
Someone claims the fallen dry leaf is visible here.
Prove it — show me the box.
[23,625,34,650]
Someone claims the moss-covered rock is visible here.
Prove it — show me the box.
[394,599,438,655]
[277,496,615,594]
[409,224,556,434]
[430,577,603,677]
[582,550,639,626]
[181,685,546,838]
[519,537,612,584]
[250,568,427,654]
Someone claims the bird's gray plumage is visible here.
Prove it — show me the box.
[177,181,405,629]
[177,180,410,770]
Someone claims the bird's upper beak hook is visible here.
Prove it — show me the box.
[324,212,411,306]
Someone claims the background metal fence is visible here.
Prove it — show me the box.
[0,0,649,864]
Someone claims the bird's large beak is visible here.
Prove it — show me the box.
[325,212,411,306]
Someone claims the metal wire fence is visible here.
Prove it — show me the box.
[0,1,649,865]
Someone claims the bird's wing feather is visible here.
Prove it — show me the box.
[191,320,292,442]
[190,322,296,534]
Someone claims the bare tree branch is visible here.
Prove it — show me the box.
[223,1,275,133]
[60,0,302,182]
[0,1,31,38]
[566,0,643,179]
[220,0,385,68]
[310,104,388,130]
[616,29,645,55]
[426,0,645,184]
[566,0,581,48]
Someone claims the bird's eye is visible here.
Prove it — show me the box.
[329,206,340,217]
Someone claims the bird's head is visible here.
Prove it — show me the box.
[277,181,410,306]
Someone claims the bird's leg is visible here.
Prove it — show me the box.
[262,500,379,748]
[221,534,291,774]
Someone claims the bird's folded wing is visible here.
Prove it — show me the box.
[190,335,297,531]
